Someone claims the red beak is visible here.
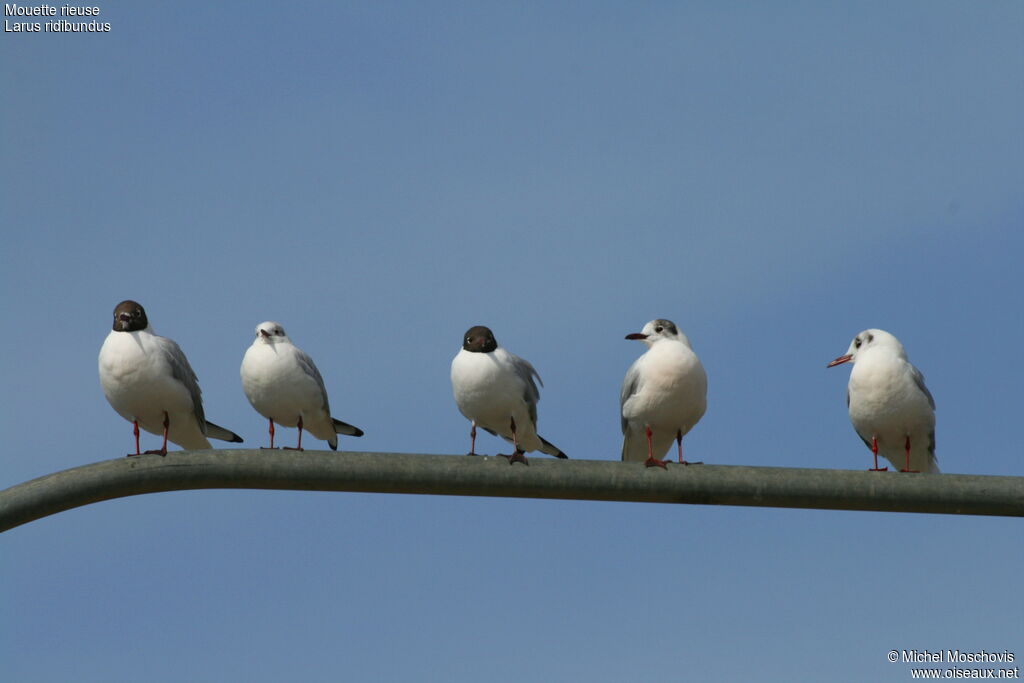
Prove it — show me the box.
[259,329,271,338]
[625,333,647,340]
[827,354,852,368]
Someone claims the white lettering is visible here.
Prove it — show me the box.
[5,19,41,30]
[4,4,56,16]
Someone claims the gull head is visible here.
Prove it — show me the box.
[112,300,149,332]
[625,319,689,348]
[827,328,905,367]
[254,321,289,345]
[462,326,498,354]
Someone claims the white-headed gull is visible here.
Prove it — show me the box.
[240,321,363,450]
[98,300,243,456]
[828,328,938,473]
[621,319,707,468]
[450,325,567,465]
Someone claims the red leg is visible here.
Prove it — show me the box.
[260,418,279,449]
[128,419,142,457]
[285,416,305,451]
[500,416,528,465]
[144,413,169,456]
[643,425,667,469]
[161,413,169,454]
[869,436,887,471]
[900,436,919,473]
[674,429,702,466]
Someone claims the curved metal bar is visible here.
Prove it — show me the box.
[2,449,1022,532]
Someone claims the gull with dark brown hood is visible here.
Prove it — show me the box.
[98,300,243,456]
[450,325,567,465]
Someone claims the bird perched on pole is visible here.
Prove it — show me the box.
[450,325,567,465]
[240,321,364,450]
[620,319,707,468]
[828,328,938,473]
[98,300,243,456]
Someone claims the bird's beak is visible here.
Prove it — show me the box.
[259,329,270,338]
[827,354,852,368]
[625,333,648,340]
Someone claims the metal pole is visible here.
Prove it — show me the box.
[1,450,1022,532]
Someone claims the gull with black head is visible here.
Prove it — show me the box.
[450,325,567,465]
[620,319,707,468]
[241,321,364,450]
[828,328,938,473]
[98,300,243,456]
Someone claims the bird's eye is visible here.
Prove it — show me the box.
[655,326,663,333]
[854,338,862,348]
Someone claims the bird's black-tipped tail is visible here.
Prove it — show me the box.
[333,418,364,438]
[206,421,243,443]
[540,436,568,459]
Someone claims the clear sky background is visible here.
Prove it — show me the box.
[2,2,1022,681]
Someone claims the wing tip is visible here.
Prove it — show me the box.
[206,420,243,443]
[332,418,364,437]
[540,436,568,459]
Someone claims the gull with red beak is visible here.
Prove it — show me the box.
[620,319,707,468]
[240,321,363,450]
[827,329,938,473]
[98,300,243,456]
[450,325,567,465]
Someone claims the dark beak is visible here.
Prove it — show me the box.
[625,333,648,340]
[827,354,852,368]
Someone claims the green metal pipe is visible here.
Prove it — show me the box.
[1,450,1022,532]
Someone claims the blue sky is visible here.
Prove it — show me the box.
[2,2,1022,680]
